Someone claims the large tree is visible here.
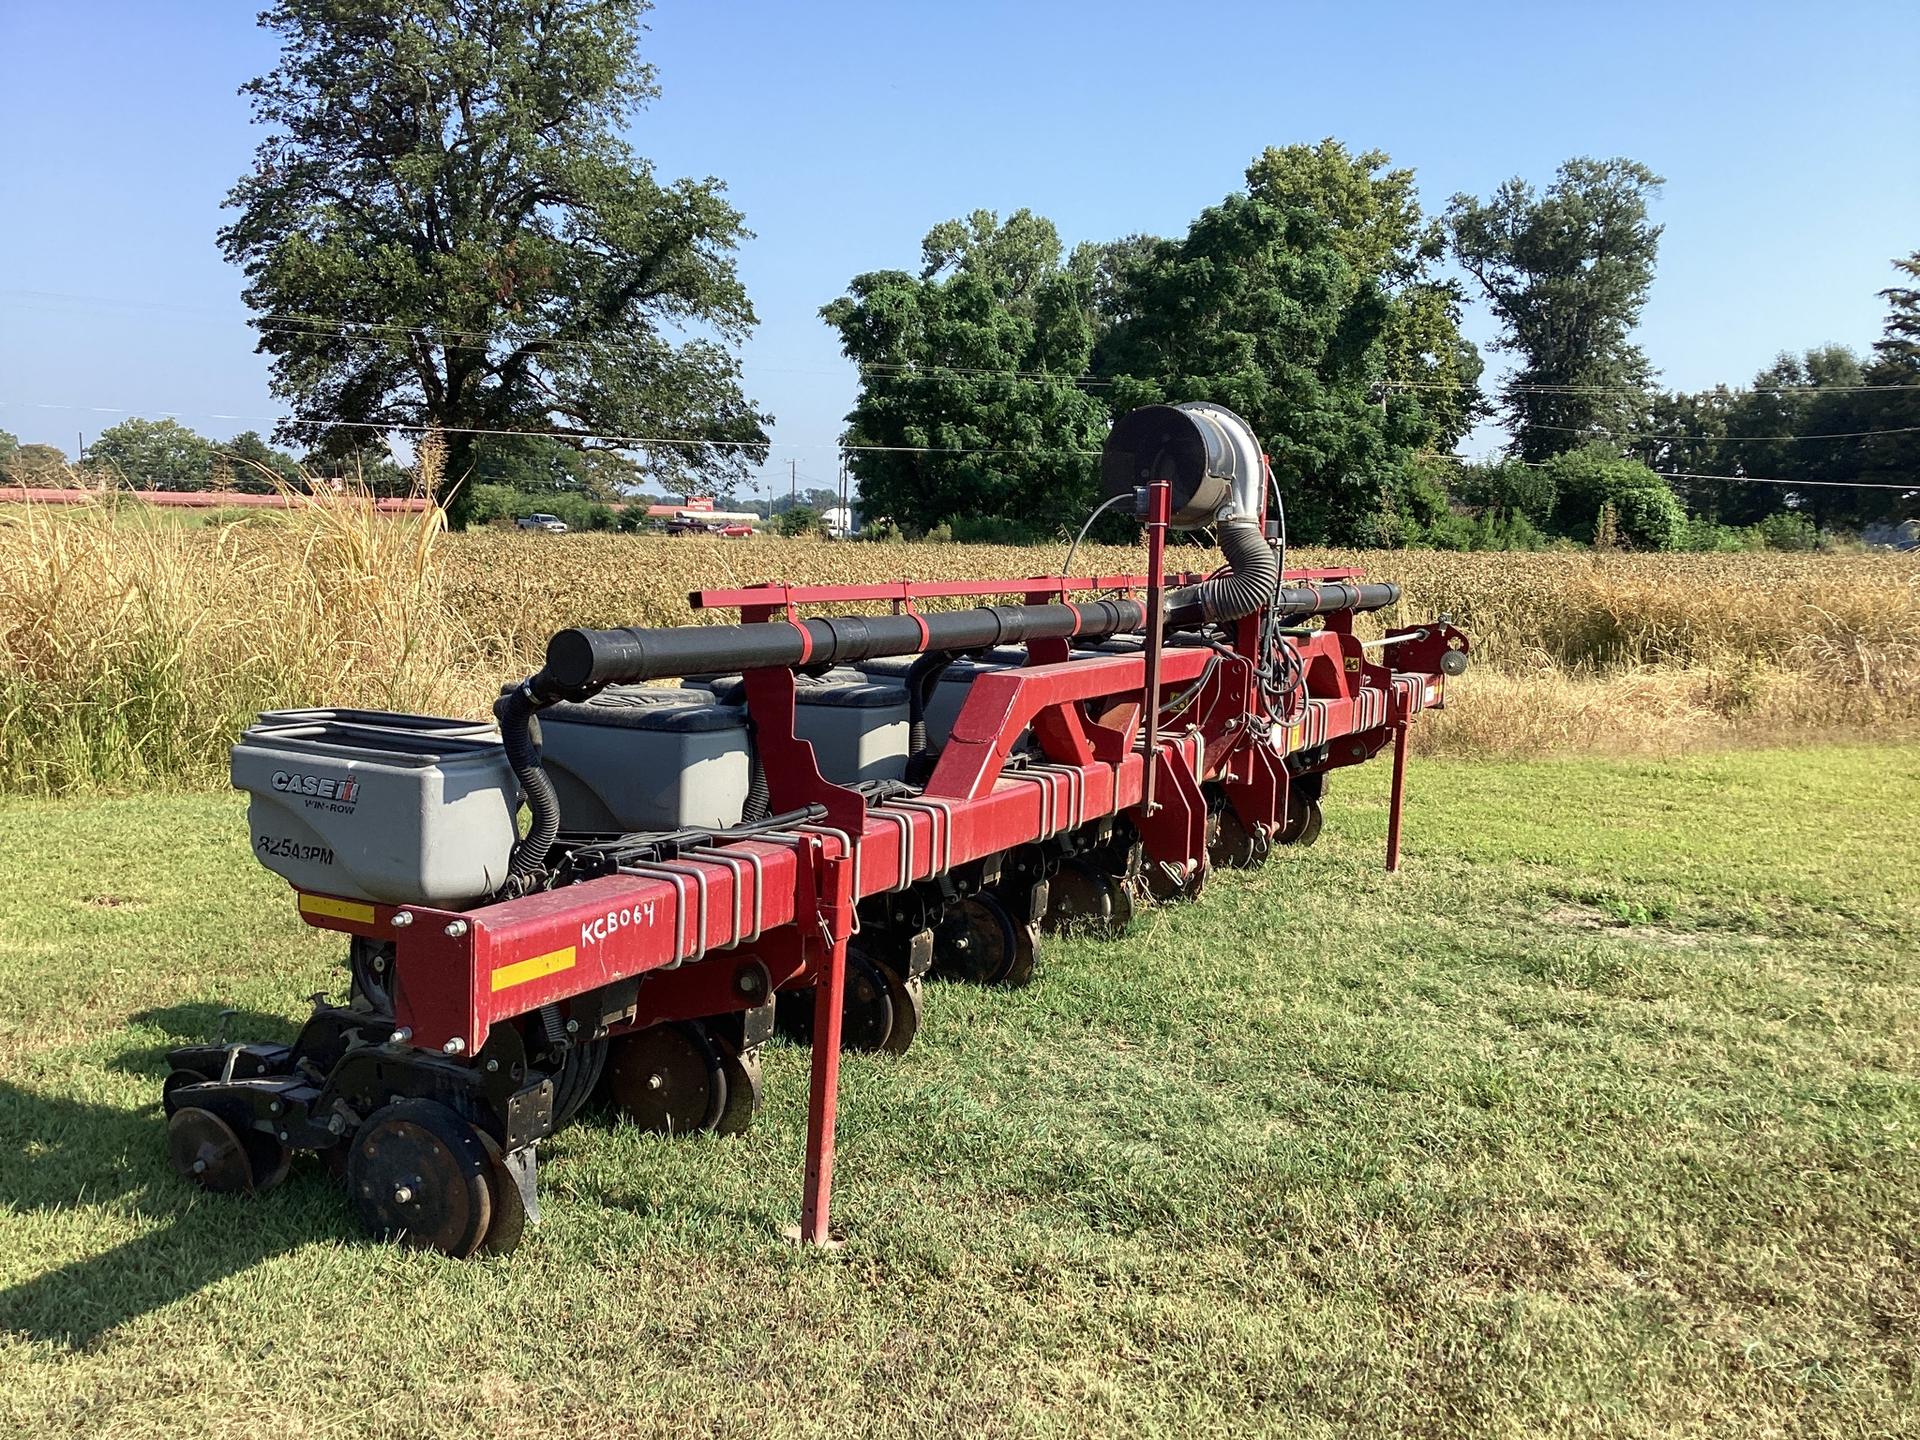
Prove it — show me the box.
[220,0,768,523]
[1246,140,1482,451]
[1092,193,1422,544]
[1861,251,1920,501]
[1628,386,1737,516]
[85,418,218,491]
[0,431,75,487]
[822,209,1108,535]
[1448,158,1664,463]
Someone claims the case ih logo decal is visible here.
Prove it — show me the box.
[271,769,361,811]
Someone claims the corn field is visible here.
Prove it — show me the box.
[3,497,1918,794]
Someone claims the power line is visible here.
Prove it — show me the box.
[1653,470,1916,491]
[1513,459,1916,491]
[10,287,1920,398]
[1520,420,1920,443]
[0,399,1102,458]
[1379,378,1920,397]
[10,397,1914,491]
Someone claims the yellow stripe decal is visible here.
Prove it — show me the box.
[300,894,376,924]
[491,946,576,992]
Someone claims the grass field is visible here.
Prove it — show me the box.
[2,745,1915,1437]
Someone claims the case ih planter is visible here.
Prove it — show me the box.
[164,404,1469,1255]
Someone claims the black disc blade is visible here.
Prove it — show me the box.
[935,895,1016,986]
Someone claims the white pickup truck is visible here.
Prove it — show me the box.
[515,513,568,533]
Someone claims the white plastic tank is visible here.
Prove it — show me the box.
[706,673,910,784]
[231,714,520,905]
[534,687,751,833]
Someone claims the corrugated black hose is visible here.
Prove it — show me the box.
[741,717,772,823]
[1164,519,1279,628]
[495,677,568,885]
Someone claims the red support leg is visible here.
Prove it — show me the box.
[798,852,855,1245]
[1385,723,1409,872]
[1141,478,1171,816]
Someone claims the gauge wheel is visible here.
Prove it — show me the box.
[346,1099,494,1257]
[603,1022,728,1136]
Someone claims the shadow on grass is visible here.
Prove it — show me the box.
[0,1004,346,1348]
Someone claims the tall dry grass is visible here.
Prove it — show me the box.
[0,486,467,793]
[2,501,1917,795]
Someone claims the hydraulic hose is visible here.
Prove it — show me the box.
[741,720,772,823]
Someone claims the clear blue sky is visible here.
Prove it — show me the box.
[2,0,1916,500]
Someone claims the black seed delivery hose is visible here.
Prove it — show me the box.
[494,681,565,882]
[906,650,955,758]
[543,598,1149,690]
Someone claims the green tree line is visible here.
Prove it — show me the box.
[825,144,1917,549]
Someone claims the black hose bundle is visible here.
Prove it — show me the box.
[494,678,568,886]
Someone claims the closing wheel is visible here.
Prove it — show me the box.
[934,892,1021,986]
[1043,858,1114,934]
[604,1021,727,1136]
[838,950,897,1051]
[551,1037,607,1129]
[162,1068,206,1117]
[1210,804,1268,869]
[347,1099,493,1258]
[998,915,1038,988]
[245,1126,293,1194]
[168,1106,256,1194]
[711,1045,763,1135]
[779,947,904,1054]
[878,964,924,1053]
[475,1131,528,1256]
[1277,790,1324,847]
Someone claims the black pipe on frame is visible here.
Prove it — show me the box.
[537,583,1400,692]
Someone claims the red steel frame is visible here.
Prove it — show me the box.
[287,529,1467,1243]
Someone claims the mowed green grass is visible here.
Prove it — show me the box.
[1,747,1916,1439]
